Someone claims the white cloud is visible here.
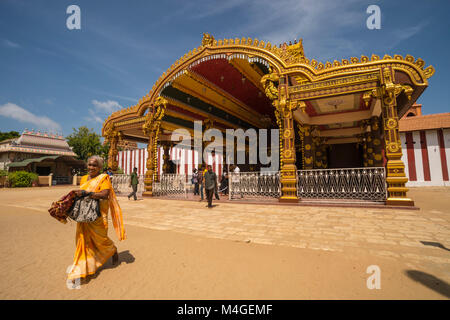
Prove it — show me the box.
[92,99,123,113]
[87,99,124,125]
[87,108,104,124]
[3,39,20,48]
[0,102,61,132]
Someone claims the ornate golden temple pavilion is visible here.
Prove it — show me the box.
[102,34,434,206]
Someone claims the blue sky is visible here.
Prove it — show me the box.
[0,0,449,137]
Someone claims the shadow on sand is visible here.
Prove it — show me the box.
[81,250,135,285]
[420,241,450,252]
[405,270,450,298]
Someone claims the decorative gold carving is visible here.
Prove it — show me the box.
[142,97,168,197]
[286,39,305,59]
[260,67,279,101]
[103,123,122,172]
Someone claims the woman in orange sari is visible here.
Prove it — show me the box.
[67,155,126,282]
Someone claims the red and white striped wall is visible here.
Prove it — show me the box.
[400,129,450,186]
[116,147,224,178]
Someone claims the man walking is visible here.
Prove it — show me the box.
[204,165,217,208]
[128,167,139,201]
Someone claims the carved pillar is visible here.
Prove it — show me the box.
[302,125,313,169]
[261,69,298,202]
[371,116,384,166]
[313,136,322,169]
[104,123,122,172]
[279,95,299,202]
[142,97,168,197]
[320,140,328,169]
[297,123,305,170]
[162,143,170,174]
[373,67,414,206]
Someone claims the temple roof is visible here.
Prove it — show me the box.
[0,130,77,156]
[102,34,435,145]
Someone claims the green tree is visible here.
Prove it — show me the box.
[0,131,20,142]
[66,126,109,162]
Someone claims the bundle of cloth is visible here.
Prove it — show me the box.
[48,191,77,224]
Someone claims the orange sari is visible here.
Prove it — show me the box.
[67,173,126,280]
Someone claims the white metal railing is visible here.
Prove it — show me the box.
[152,174,187,198]
[111,174,145,197]
[297,167,387,201]
[229,171,281,200]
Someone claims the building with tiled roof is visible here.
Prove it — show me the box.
[0,129,85,184]
[399,105,450,186]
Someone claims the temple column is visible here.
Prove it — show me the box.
[374,67,414,206]
[362,133,369,167]
[371,116,384,167]
[320,140,328,169]
[162,143,170,174]
[313,136,322,169]
[279,98,299,202]
[299,124,313,169]
[261,69,298,202]
[104,123,122,173]
[142,97,168,197]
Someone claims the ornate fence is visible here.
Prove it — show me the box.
[297,167,387,201]
[111,174,145,197]
[229,171,281,200]
[152,174,187,198]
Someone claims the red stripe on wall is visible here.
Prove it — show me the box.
[130,150,133,174]
[192,150,196,173]
[157,147,160,177]
[138,149,141,175]
[122,151,127,174]
[185,149,188,180]
[405,132,417,181]
[437,129,449,181]
[420,131,431,181]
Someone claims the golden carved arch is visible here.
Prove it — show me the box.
[102,34,434,135]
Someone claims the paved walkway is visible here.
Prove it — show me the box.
[2,185,449,283]
[113,187,450,279]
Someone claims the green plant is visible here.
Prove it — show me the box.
[8,171,39,188]
[0,169,7,177]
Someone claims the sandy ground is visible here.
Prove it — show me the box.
[0,185,449,299]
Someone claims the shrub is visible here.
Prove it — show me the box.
[0,169,7,177]
[8,171,39,188]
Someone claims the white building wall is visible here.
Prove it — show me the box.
[400,133,409,179]
[406,129,450,187]
[412,131,424,183]
[426,130,443,184]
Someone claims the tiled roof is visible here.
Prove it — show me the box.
[399,113,450,132]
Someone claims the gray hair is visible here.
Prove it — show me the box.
[87,155,104,168]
